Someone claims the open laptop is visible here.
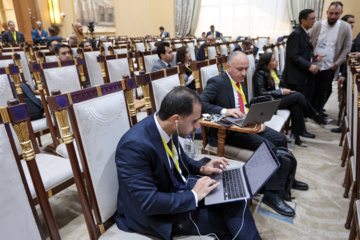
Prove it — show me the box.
[224,99,281,127]
[205,140,280,205]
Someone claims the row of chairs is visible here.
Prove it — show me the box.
[337,54,360,239]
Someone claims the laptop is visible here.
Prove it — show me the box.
[224,99,281,127]
[205,140,280,205]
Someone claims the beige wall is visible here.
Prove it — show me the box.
[322,0,360,39]
[45,0,175,39]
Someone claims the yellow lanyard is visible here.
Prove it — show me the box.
[83,38,86,41]
[185,65,192,72]
[161,137,180,173]
[229,79,249,112]
[11,31,17,42]
[270,70,280,86]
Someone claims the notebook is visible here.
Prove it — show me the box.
[205,140,280,205]
[224,99,281,127]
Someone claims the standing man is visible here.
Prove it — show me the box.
[196,35,215,61]
[283,9,320,93]
[151,42,175,72]
[206,25,220,38]
[307,1,352,114]
[2,21,25,43]
[159,26,170,38]
[31,21,48,44]
[46,27,63,42]
[115,86,261,240]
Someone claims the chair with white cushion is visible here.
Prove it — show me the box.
[0,106,61,240]
[100,41,113,55]
[48,82,210,239]
[109,45,129,55]
[78,48,105,86]
[36,51,59,63]
[190,58,220,94]
[278,42,286,72]
[97,53,135,82]
[204,44,217,60]
[185,40,196,61]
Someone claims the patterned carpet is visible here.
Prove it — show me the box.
[38,84,350,239]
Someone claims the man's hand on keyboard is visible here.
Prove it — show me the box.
[200,157,230,175]
[192,176,219,201]
[225,109,243,118]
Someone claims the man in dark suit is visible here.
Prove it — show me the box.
[115,86,261,240]
[201,51,308,217]
[196,35,215,61]
[206,25,220,38]
[151,42,175,72]
[282,9,320,93]
[159,26,170,38]
[46,27,63,43]
[233,39,259,56]
[2,20,25,44]
[31,21,48,44]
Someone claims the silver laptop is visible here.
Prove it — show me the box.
[205,140,280,205]
[224,99,281,127]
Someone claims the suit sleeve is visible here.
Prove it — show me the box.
[286,31,311,71]
[31,30,41,43]
[196,45,206,61]
[334,25,352,67]
[151,62,163,72]
[116,140,197,216]
[200,78,224,114]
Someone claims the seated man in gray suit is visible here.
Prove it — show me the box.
[151,42,175,72]
[2,20,25,44]
[159,26,170,38]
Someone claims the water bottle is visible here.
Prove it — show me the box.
[184,135,196,158]
[288,134,295,152]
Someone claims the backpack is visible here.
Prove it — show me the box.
[275,147,297,201]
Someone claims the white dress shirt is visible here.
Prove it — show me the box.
[221,71,248,115]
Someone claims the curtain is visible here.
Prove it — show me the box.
[194,0,292,42]
[288,0,325,22]
[175,0,201,38]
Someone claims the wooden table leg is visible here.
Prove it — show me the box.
[217,128,226,157]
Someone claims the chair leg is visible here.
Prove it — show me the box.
[345,183,357,229]
[349,213,357,240]
[341,139,349,167]
[338,102,345,126]
[339,124,346,146]
[343,160,351,196]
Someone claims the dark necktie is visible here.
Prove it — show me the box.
[236,82,245,114]
[167,64,171,68]
[167,140,186,191]
[307,32,311,43]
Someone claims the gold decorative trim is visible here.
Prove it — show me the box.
[141,85,152,109]
[11,73,23,95]
[67,92,73,105]
[99,224,105,234]
[54,109,74,144]
[48,189,53,198]
[96,85,102,97]
[0,107,10,123]
[125,90,136,117]
[33,72,43,91]
[193,69,201,90]
[12,122,35,161]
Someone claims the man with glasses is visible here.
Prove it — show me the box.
[283,9,320,94]
[306,1,352,116]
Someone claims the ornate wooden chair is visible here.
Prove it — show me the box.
[278,42,286,72]
[36,51,58,63]
[97,53,135,82]
[204,43,218,60]
[0,104,61,240]
[100,41,114,55]
[185,40,196,61]
[77,47,105,86]
[108,45,129,55]
[190,58,221,95]
[0,54,18,68]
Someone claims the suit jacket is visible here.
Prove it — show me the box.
[253,70,285,97]
[31,29,48,44]
[161,31,170,38]
[2,30,25,43]
[196,43,206,61]
[115,114,203,239]
[46,35,63,43]
[351,32,360,52]
[206,31,220,38]
[201,72,249,146]
[151,59,174,72]
[282,27,313,86]
[310,19,352,68]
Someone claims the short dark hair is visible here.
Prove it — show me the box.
[329,1,343,9]
[156,42,170,59]
[54,43,71,55]
[159,26,164,30]
[48,27,56,34]
[202,32,206,35]
[342,14,354,22]
[158,86,201,121]
[47,39,59,48]
[79,40,91,48]
[210,25,214,28]
[242,40,252,47]
[299,9,315,24]
[176,46,187,64]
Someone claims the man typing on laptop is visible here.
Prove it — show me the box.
[201,51,308,217]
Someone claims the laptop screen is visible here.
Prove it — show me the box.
[244,141,279,195]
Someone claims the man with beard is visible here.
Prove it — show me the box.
[306,1,352,115]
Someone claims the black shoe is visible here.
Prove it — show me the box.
[295,136,307,147]
[262,192,295,217]
[300,131,315,138]
[321,112,328,117]
[312,113,327,125]
[331,126,343,133]
[292,179,309,190]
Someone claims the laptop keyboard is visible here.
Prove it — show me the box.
[234,119,244,125]
[223,168,246,200]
